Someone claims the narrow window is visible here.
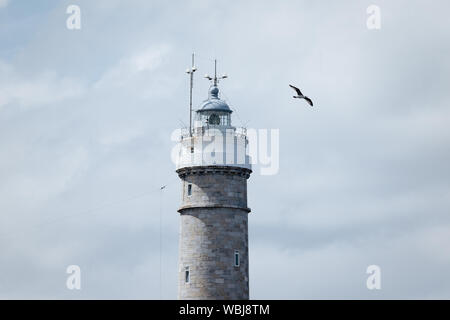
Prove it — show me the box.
[185,266,190,283]
[187,184,192,196]
[234,250,240,267]
[190,147,194,153]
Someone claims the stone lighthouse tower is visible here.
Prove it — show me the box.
[175,62,252,300]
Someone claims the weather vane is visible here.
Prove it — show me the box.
[204,59,228,86]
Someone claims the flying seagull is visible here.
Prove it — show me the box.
[289,84,313,106]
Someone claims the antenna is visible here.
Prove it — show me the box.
[186,53,197,137]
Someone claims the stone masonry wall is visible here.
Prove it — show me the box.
[177,166,250,212]
[178,207,249,300]
[177,166,251,300]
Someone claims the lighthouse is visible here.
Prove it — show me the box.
[175,60,252,300]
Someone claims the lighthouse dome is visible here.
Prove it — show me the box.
[198,85,232,113]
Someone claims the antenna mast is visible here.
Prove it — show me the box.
[186,53,197,137]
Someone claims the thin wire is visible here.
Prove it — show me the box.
[219,89,249,128]
[178,118,188,130]
[0,176,179,241]
[159,186,164,300]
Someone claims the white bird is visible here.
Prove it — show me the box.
[289,84,313,106]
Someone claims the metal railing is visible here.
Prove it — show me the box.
[179,126,248,141]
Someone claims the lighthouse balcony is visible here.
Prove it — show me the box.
[177,126,251,170]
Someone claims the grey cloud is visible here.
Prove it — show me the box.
[0,0,449,299]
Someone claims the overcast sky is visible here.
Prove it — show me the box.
[1,0,449,299]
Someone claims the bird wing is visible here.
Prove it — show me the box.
[289,84,303,96]
[304,96,313,106]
